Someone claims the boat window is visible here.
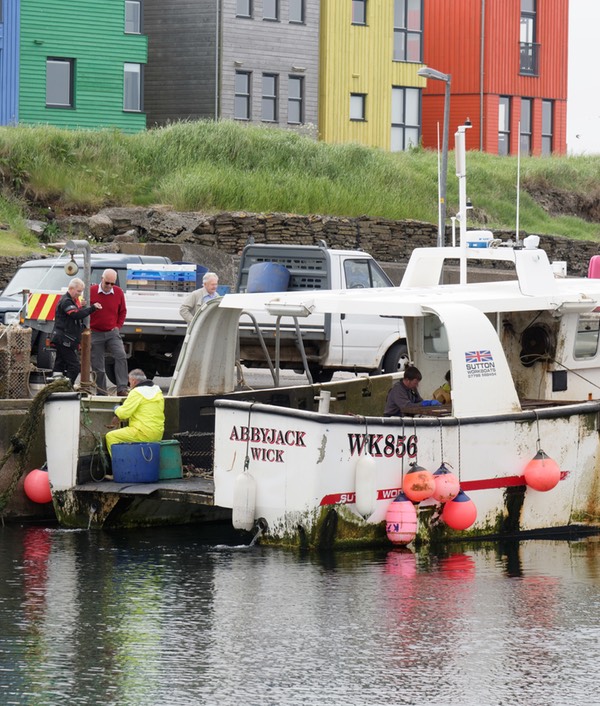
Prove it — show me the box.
[574,314,600,359]
[423,316,449,355]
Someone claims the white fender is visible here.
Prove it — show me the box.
[354,455,377,518]
[232,472,256,531]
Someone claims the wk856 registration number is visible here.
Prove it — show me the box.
[347,433,418,458]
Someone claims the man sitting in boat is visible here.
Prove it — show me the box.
[384,366,441,416]
[105,368,165,456]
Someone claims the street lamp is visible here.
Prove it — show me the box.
[418,66,451,248]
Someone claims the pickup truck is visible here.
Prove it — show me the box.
[1,254,193,378]
[234,243,407,382]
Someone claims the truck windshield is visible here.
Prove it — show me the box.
[3,265,106,297]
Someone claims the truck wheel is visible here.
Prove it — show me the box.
[36,335,55,370]
[381,342,409,374]
[309,367,334,383]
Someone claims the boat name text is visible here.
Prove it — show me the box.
[229,425,306,463]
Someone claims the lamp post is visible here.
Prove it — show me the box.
[418,66,451,248]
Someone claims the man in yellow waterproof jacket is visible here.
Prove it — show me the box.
[105,368,165,456]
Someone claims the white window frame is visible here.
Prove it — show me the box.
[125,0,142,34]
[124,63,142,112]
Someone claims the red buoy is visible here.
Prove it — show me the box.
[24,468,52,504]
[385,491,418,545]
[432,463,460,503]
[402,462,435,503]
[441,490,477,530]
[523,450,561,492]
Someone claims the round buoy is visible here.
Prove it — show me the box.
[432,463,460,503]
[402,462,435,503]
[232,472,256,531]
[385,491,418,545]
[355,454,377,517]
[23,468,52,504]
[523,450,561,492]
[441,490,477,530]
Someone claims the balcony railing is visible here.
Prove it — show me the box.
[520,42,540,76]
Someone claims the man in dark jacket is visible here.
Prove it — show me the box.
[50,278,102,385]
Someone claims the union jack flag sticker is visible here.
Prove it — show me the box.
[465,350,494,363]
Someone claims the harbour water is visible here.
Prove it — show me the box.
[1,524,600,706]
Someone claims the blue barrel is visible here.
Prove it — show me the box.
[246,262,290,293]
[112,442,161,483]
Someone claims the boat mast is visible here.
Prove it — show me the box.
[454,120,472,284]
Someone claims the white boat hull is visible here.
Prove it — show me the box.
[214,399,600,547]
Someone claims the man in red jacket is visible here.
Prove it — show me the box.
[90,268,129,396]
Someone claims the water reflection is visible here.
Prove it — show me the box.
[1,527,600,706]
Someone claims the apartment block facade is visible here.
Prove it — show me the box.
[0,0,147,132]
[422,0,568,155]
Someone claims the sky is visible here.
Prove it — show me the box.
[567,0,600,154]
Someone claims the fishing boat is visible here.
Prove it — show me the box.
[43,124,600,546]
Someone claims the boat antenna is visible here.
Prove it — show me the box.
[455,118,472,284]
[515,120,521,246]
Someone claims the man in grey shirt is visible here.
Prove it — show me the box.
[179,272,220,324]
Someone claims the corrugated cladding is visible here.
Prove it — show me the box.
[144,0,218,127]
[0,0,20,124]
[423,0,567,155]
[19,0,147,132]
[319,0,425,149]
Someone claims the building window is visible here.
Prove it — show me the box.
[498,96,511,156]
[391,86,420,151]
[263,0,279,20]
[352,0,366,25]
[125,0,142,34]
[124,63,142,111]
[262,74,278,122]
[289,0,304,23]
[394,0,422,62]
[520,0,538,75]
[46,59,74,108]
[288,76,304,124]
[520,97,532,155]
[541,100,553,156]
[350,93,366,121]
[234,71,251,120]
[236,0,252,18]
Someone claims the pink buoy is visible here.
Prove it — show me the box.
[24,468,52,504]
[432,463,460,503]
[441,490,477,530]
[402,462,435,503]
[523,450,561,492]
[385,491,418,545]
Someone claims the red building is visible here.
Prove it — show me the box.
[422,0,568,155]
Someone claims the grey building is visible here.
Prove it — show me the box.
[144,0,319,137]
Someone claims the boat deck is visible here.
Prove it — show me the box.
[74,476,215,504]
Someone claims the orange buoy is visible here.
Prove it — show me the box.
[385,491,418,545]
[432,463,460,503]
[23,468,52,504]
[523,450,561,492]
[441,490,477,530]
[402,462,435,503]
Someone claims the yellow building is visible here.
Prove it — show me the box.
[319,0,427,150]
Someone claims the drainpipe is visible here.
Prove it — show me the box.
[480,0,485,150]
[215,0,220,119]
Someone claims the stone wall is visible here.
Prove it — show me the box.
[2,208,599,289]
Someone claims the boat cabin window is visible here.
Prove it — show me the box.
[423,316,449,355]
[574,313,600,359]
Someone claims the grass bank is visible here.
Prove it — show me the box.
[0,120,599,255]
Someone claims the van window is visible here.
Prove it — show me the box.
[3,265,122,297]
[344,259,393,289]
